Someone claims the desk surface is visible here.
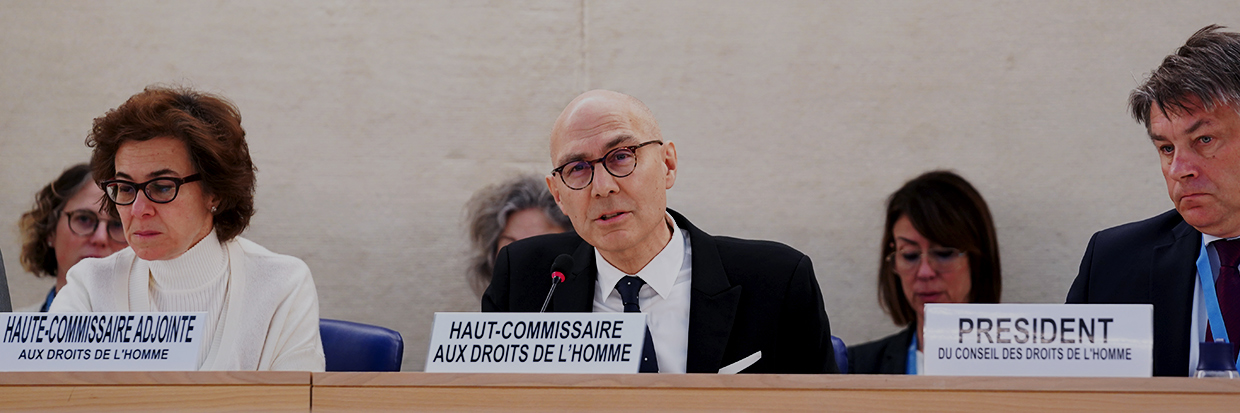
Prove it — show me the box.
[0,371,310,412]
[4,372,1238,412]
[314,373,1240,412]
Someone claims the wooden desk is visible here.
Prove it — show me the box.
[312,372,1240,412]
[0,371,310,412]
[4,372,1237,412]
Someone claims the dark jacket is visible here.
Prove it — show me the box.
[1066,209,1198,377]
[848,326,914,374]
[483,209,837,374]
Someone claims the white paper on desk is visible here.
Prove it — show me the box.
[718,351,761,374]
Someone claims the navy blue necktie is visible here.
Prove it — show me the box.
[616,276,659,373]
[1211,239,1240,359]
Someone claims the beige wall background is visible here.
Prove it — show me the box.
[1,1,1235,371]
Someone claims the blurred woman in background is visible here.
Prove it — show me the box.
[18,163,128,311]
[465,174,571,295]
[848,170,1002,374]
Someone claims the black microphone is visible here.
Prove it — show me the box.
[540,254,574,313]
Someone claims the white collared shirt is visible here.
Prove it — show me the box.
[1188,233,1238,375]
[593,214,693,373]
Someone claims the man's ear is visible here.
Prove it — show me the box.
[545,174,563,209]
[663,141,677,189]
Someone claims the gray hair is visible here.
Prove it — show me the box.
[465,174,572,296]
[1130,25,1240,127]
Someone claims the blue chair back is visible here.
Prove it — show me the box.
[832,335,849,374]
[320,318,404,372]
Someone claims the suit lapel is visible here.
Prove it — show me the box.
[673,210,743,373]
[1150,220,1200,376]
[551,240,597,312]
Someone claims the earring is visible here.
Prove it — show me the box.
[211,206,217,213]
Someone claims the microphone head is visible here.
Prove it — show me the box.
[551,254,574,282]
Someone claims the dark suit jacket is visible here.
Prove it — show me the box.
[482,209,837,374]
[848,326,914,375]
[1066,209,1199,377]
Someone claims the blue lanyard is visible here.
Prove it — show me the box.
[906,333,918,375]
[1195,242,1240,369]
[39,288,56,313]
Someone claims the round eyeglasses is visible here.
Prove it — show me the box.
[64,209,127,244]
[551,140,663,190]
[101,174,202,205]
[887,247,967,274]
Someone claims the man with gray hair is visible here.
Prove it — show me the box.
[1068,25,1240,376]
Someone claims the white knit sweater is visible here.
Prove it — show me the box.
[52,231,325,371]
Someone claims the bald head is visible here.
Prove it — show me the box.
[550,90,661,166]
[543,90,678,273]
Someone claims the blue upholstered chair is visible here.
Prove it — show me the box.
[832,335,849,374]
[320,318,405,372]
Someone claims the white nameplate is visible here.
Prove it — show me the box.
[923,304,1153,377]
[425,312,646,373]
[0,312,205,371]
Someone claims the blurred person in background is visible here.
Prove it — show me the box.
[18,163,128,312]
[849,170,1002,374]
[465,174,571,296]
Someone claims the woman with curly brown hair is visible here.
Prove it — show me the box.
[51,86,324,371]
[18,163,128,311]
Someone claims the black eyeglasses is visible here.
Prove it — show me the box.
[886,247,967,274]
[101,174,202,205]
[551,140,664,190]
[63,209,127,244]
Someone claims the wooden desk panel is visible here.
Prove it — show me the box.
[0,371,310,412]
[6,372,1238,412]
[312,373,1240,412]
